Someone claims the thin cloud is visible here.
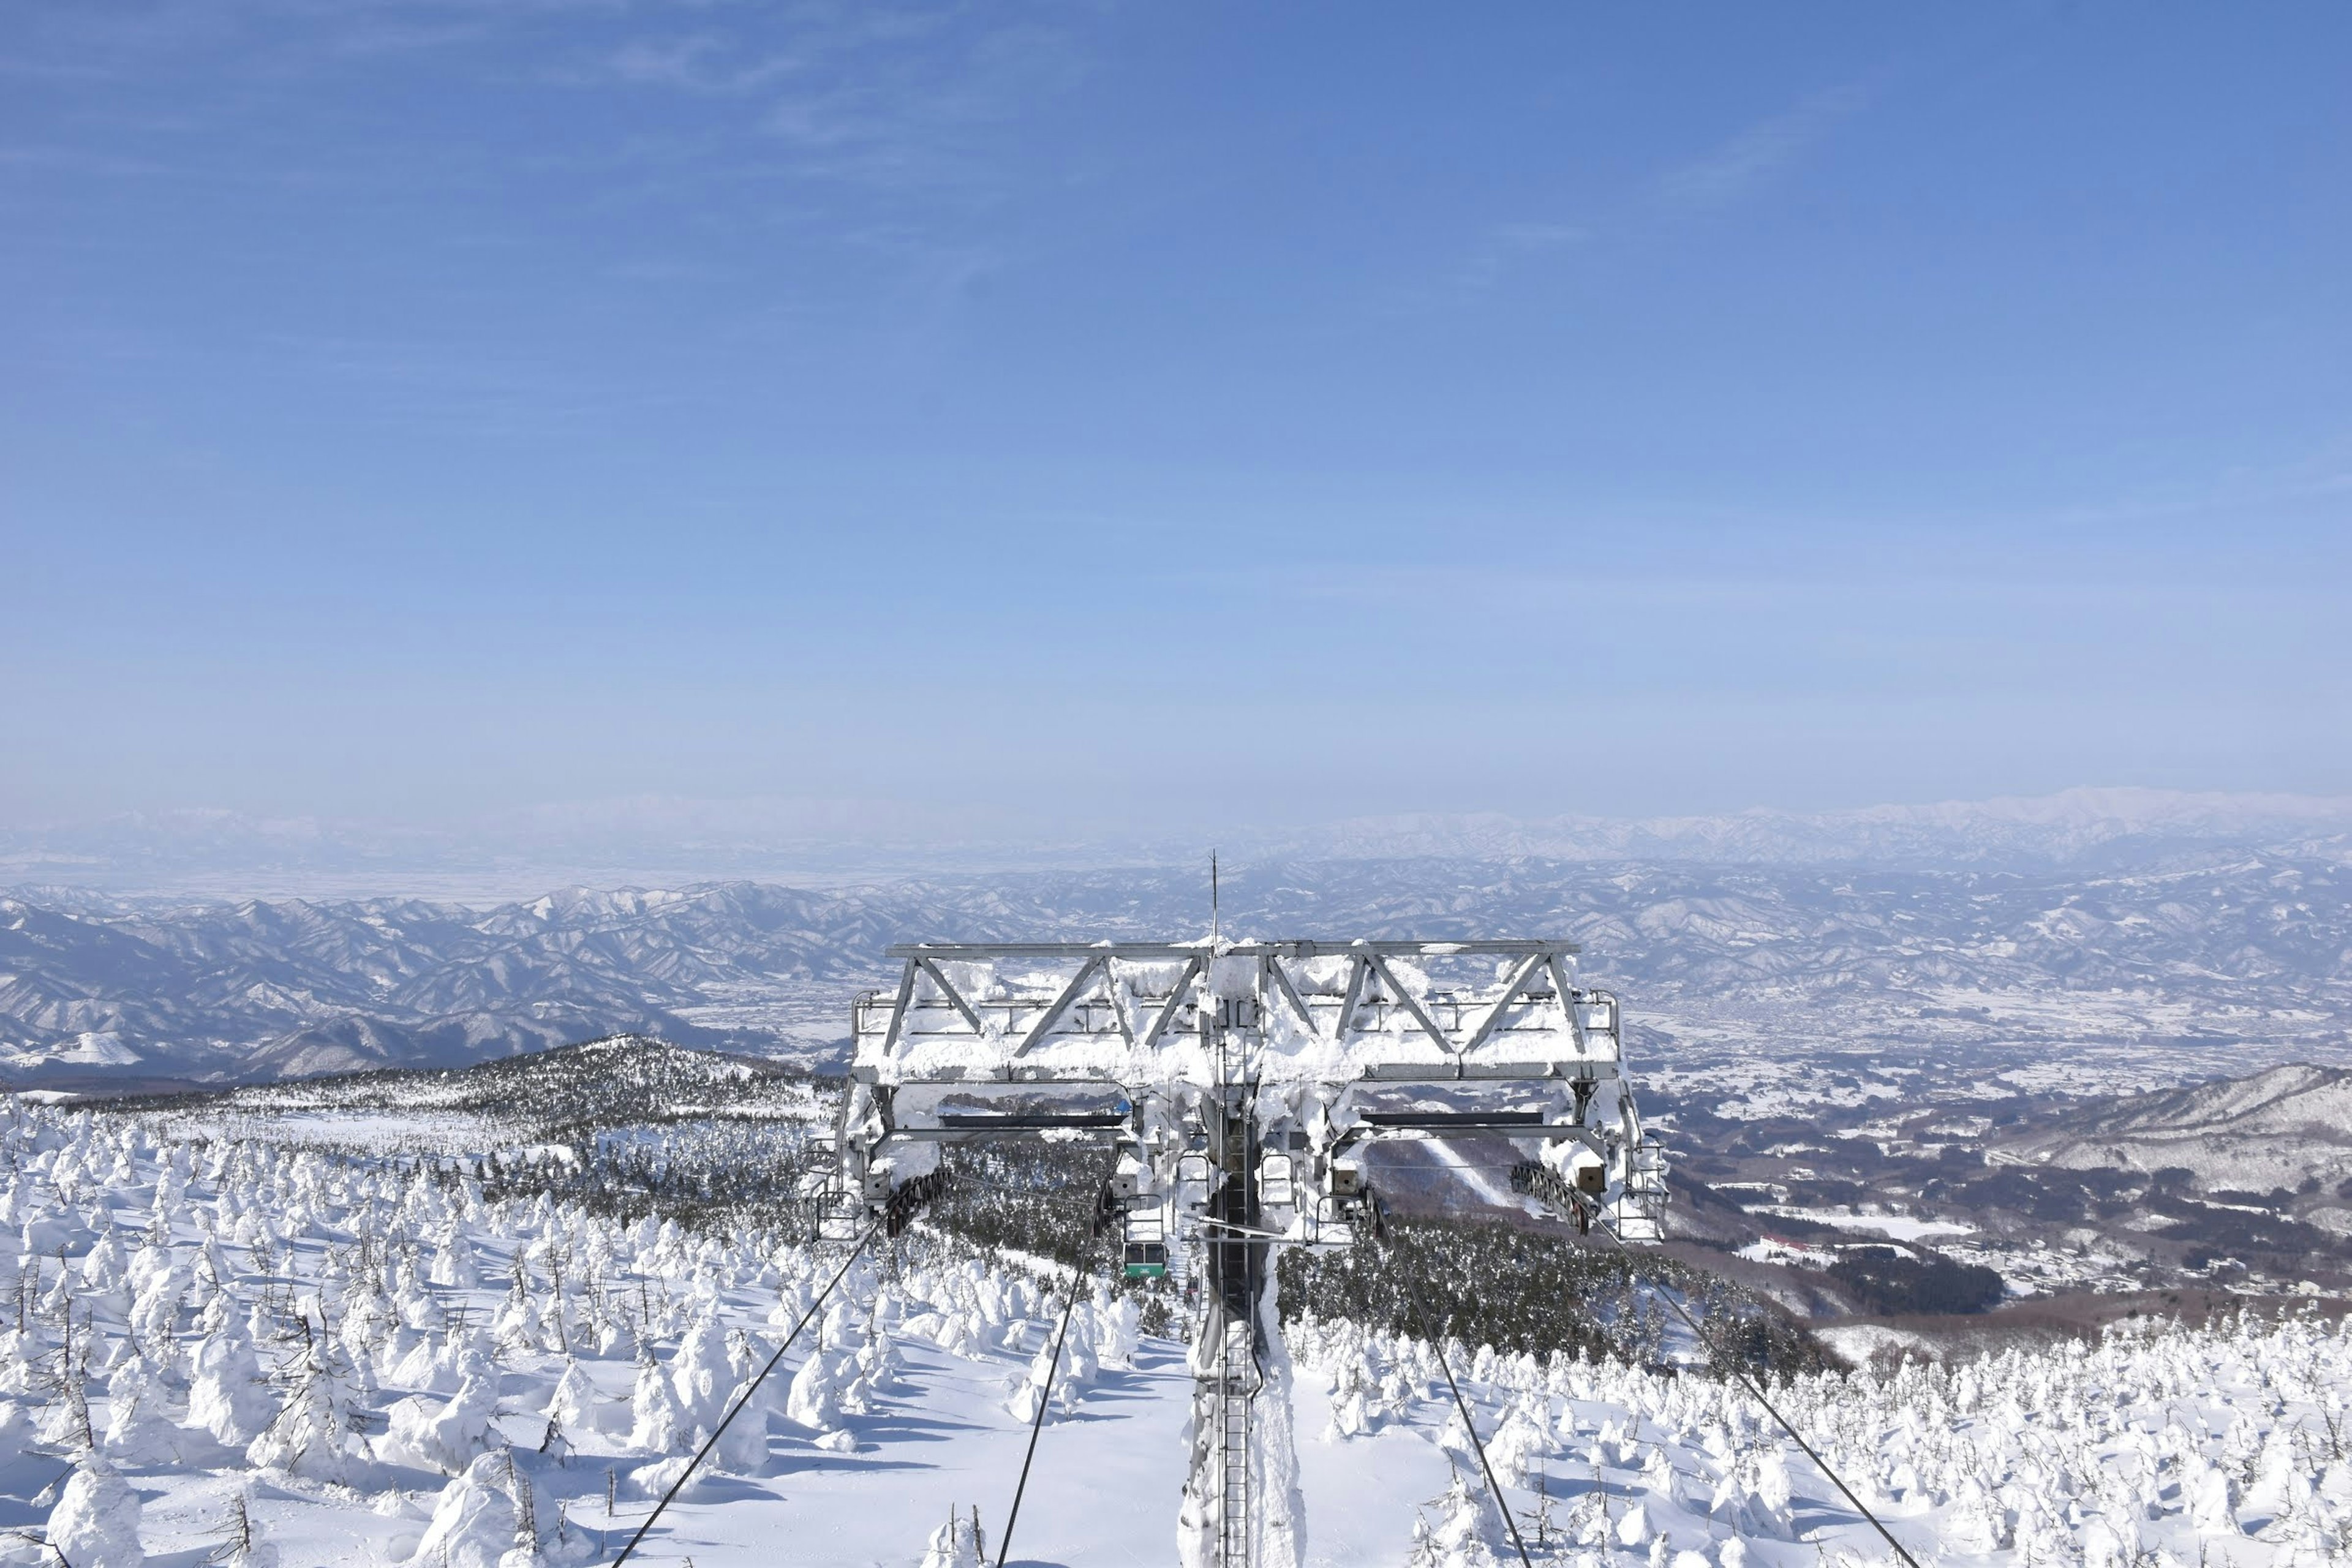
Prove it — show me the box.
[1656,80,1875,214]
[1458,221,1588,293]
[606,34,808,96]
[583,9,1091,201]
[0,145,170,177]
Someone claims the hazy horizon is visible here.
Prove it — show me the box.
[6,783,2350,905]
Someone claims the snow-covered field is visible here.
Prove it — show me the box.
[3,1103,2350,1567]
[1739,1208,1977,1243]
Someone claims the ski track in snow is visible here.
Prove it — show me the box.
[1,1104,2350,1567]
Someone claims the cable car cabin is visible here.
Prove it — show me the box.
[1122,1206,1167,1278]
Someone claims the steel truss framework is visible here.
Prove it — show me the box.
[821,938,1668,1568]
[857,940,1628,1084]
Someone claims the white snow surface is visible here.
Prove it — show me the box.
[1,1101,2350,1566]
[1741,1207,1980,1242]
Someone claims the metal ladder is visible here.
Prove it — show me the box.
[1212,993,1256,1568]
[1217,1310,1253,1567]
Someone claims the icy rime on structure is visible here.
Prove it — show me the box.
[826,938,1671,1568]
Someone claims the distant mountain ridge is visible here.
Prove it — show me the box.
[1999,1063,2352,1194]
[1268,787,2352,868]
[6,845,2348,1087]
[4,787,2348,893]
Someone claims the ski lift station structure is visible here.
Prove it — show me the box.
[824,937,1670,1568]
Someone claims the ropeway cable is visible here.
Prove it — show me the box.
[608,1221,881,1567]
[993,1162,1118,1568]
[1398,1268,1538,1568]
[1584,1210,1926,1568]
[990,1251,1093,1568]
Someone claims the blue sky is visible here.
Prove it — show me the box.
[6,2,2348,838]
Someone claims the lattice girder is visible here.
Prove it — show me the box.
[851,940,1623,1089]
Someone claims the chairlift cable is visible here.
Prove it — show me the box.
[607,1221,881,1567]
[993,1156,1119,1568]
[1587,1213,1925,1568]
[1396,1265,1537,1568]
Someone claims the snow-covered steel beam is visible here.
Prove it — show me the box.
[1009,954,1108,1059]
[1137,954,1203,1052]
[851,938,1616,1090]
[884,939,1582,959]
[1460,952,1552,1057]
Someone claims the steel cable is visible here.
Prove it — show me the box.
[608,1221,881,1567]
[1585,1210,1926,1568]
[1396,1267,1538,1568]
[994,1161,1119,1568]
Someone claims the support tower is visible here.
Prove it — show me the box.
[820,938,1667,1568]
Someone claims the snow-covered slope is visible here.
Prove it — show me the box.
[2,1101,2350,1566]
[111,1036,830,1159]
[7,844,2348,1084]
[2003,1064,2352,1191]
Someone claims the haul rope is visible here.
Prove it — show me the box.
[608,1221,881,1566]
[1584,1207,1926,1568]
[1396,1256,1537,1568]
[992,1163,1120,1568]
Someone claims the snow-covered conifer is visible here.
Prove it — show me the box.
[245,1328,363,1482]
[187,1319,277,1449]
[710,1375,772,1474]
[858,1318,902,1392]
[1485,1396,1551,1487]
[628,1352,687,1454]
[918,1509,985,1568]
[549,1357,606,1438]
[668,1310,733,1436]
[429,1230,478,1291]
[1005,1338,1067,1426]
[788,1345,851,1436]
[404,1450,522,1568]
[1707,1449,1795,1540]
[1325,1352,1372,1440]
[214,1490,280,1568]
[383,1371,499,1474]
[1425,1469,1500,1568]
[47,1455,146,1568]
[102,1352,186,1464]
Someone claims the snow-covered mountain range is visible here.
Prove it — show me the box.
[2000,1063,2352,1193]
[5,844,2348,1085]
